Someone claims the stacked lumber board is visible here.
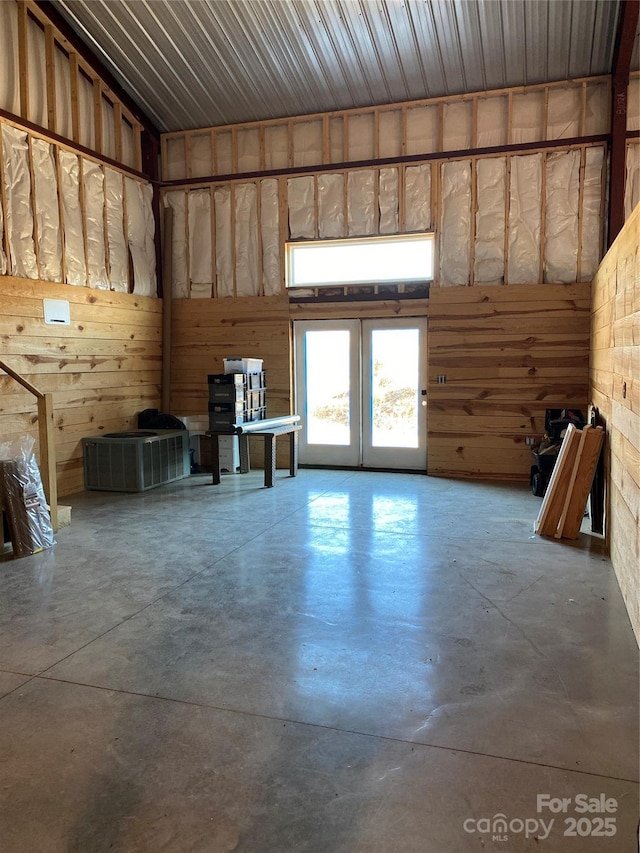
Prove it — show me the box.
[535,423,605,539]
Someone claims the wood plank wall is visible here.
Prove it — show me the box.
[427,283,591,480]
[0,278,162,496]
[170,296,291,466]
[590,203,640,643]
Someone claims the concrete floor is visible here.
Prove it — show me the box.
[0,470,637,852]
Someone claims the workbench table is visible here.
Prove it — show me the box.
[208,416,302,488]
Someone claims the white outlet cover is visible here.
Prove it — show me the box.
[43,299,70,325]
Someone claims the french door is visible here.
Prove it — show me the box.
[293,318,427,470]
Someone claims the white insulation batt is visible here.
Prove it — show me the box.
[83,160,109,289]
[164,191,188,298]
[235,183,259,297]
[404,165,431,232]
[288,177,315,239]
[378,168,399,235]
[105,168,129,293]
[580,147,604,281]
[0,2,19,115]
[237,128,260,172]
[59,150,86,286]
[348,171,375,236]
[125,177,156,296]
[188,189,213,297]
[475,158,506,285]
[1,124,38,278]
[544,150,579,283]
[508,154,542,283]
[318,174,345,239]
[142,184,157,294]
[440,160,471,286]
[264,125,288,170]
[214,187,233,297]
[31,138,62,282]
[260,179,281,296]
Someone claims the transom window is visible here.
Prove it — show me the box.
[286,234,434,289]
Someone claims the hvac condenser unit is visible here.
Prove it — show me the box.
[82,430,190,492]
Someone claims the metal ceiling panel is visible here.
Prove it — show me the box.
[54,0,623,134]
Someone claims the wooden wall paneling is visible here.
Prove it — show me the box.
[428,283,591,481]
[589,202,639,641]
[0,278,162,497]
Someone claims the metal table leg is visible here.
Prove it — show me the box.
[289,429,298,477]
[210,434,221,485]
[264,434,276,487]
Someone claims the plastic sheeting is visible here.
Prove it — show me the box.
[164,190,188,298]
[78,74,96,151]
[237,128,260,172]
[0,436,54,558]
[188,190,213,290]
[508,154,542,284]
[477,97,508,148]
[348,114,375,161]
[378,168,399,235]
[406,105,438,155]
[585,82,610,136]
[511,91,544,145]
[440,160,471,286]
[121,121,135,170]
[102,101,116,160]
[580,147,604,282]
[443,101,472,151]
[347,171,375,236]
[31,138,62,283]
[378,110,402,158]
[214,186,233,297]
[54,47,72,140]
[627,78,640,132]
[142,183,157,296]
[404,164,431,232]
[1,124,38,279]
[83,160,109,289]
[264,124,288,170]
[105,167,129,292]
[547,87,582,140]
[0,1,19,114]
[318,173,344,238]
[288,176,315,239]
[190,134,213,178]
[125,177,156,297]
[544,150,579,283]
[235,183,259,296]
[216,132,233,174]
[293,121,322,167]
[165,138,186,181]
[59,150,87,286]
[330,117,344,162]
[475,158,506,285]
[260,179,280,296]
[27,18,47,129]
[625,143,640,222]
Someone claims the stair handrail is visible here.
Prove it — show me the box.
[0,359,58,532]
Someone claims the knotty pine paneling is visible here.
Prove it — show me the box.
[0,278,162,497]
[590,203,640,643]
[428,282,591,482]
[170,295,292,467]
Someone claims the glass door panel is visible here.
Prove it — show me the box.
[294,320,360,466]
[362,319,427,469]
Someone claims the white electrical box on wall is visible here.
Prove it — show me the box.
[43,299,70,325]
